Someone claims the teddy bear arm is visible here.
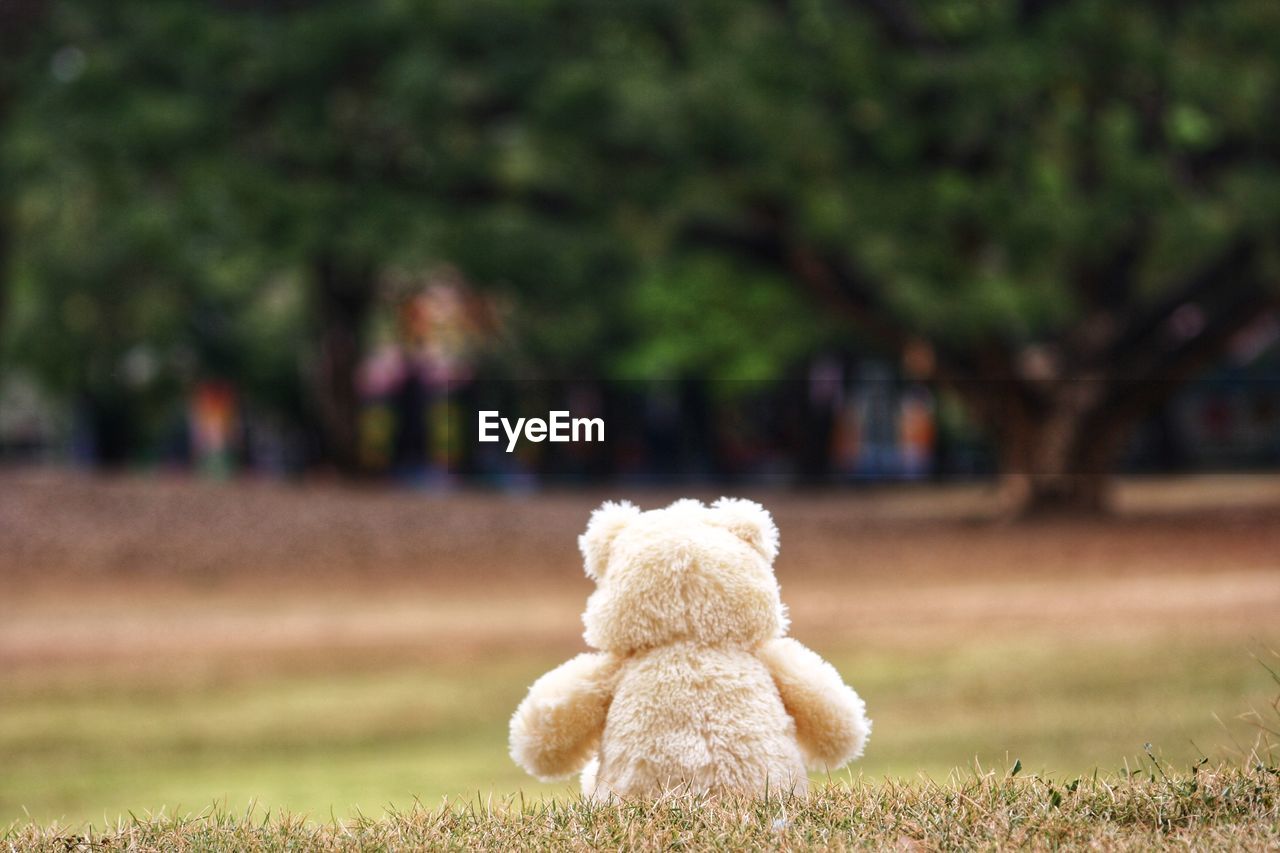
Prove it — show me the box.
[509,652,621,781]
[758,637,871,771]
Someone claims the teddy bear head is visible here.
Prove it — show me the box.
[577,497,788,653]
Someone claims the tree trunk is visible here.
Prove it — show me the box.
[1,0,53,351]
[998,430,1114,518]
[311,256,374,476]
[0,208,9,344]
[992,384,1133,518]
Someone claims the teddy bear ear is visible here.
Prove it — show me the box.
[710,497,779,561]
[579,500,641,579]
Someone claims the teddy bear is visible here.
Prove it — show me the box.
[509,497,870,798]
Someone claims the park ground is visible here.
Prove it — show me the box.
[1,471,1279,838]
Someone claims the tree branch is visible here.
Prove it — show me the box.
[678,214,1039,415]
[1017,0,1068,26]
[1095,238,1258,370]
[852,0,941,50]
[1098,280,1277,425]
[681,215,913,350]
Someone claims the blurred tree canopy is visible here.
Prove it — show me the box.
[2,0,1278,510]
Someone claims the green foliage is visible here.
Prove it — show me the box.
[3,0,1278,419]
[619,255,843,379]
[616,0,1280,346]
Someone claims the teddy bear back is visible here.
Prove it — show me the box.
[578,498,789,654]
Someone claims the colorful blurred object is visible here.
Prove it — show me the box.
[189,381,237,479]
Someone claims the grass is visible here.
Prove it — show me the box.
[2,637,1276,826]
[6,766,1278,851]
[4,474,1280,845]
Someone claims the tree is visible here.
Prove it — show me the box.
[6,0,1277,505]
[5,0,635,470]
[3,2,314,462]
[0,0,51,344]
[518,0,1280,514]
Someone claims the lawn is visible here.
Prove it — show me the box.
[8,769,1279,851]
[2,636,1276,826]
[2,472,1279,832]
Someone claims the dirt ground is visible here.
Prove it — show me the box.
[3,470,1279,674]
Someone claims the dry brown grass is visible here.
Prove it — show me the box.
[7,767,1279,851]
[4,470,1279,593]
[4,470,1279,676]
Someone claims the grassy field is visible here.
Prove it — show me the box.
[8,768,1279,850]
[2,472,1280,837]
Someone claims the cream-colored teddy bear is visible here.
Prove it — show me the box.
[509,498,870,798]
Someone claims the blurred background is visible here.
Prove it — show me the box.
[1,0,1279,827]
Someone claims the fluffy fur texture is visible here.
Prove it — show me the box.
[509,498,870,798]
